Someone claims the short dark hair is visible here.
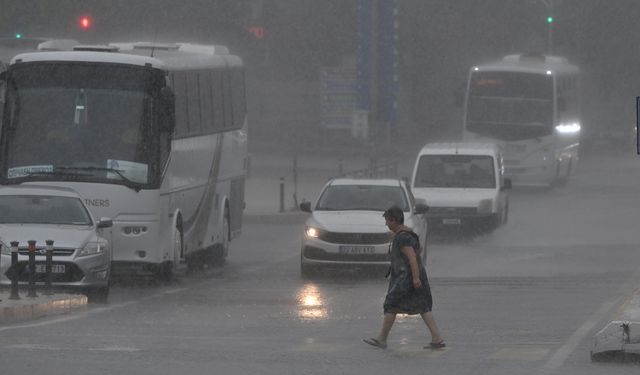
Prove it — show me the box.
[383,206,404,224]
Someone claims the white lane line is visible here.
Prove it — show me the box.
[537,298,617,375]
[537,268,640,375]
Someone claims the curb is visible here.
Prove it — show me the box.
[0,293,88,325]
[591,288,640,359]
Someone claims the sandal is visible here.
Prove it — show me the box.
[363,337,387,349]
[425,340,446,349]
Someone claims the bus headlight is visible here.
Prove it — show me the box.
[78,241,105,257]
[555,123,581,134]
[478,199,493,214]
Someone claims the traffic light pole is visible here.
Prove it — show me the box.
[542,0,554,54]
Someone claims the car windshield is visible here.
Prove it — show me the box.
[414,155,496,188]
[315,184,409,211]
[0,195,92,225]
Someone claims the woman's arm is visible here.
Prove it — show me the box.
[400,245,422,289]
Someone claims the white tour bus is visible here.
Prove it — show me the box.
[0,41,247,279]
[462,53,581,186]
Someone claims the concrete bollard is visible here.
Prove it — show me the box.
[27,240,37,298]
[44,240,54,296]
[9,241,20,300]
[279,177,285,213]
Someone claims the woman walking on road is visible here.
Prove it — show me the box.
[363,206,445,350]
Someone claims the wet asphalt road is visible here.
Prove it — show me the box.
[1,152,640,374]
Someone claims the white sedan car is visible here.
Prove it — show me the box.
[299,178,428,277]
[0,185,112,302]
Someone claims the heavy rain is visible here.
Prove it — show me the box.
[1,1,640,374]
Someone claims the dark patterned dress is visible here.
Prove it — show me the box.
[383,230,433,314]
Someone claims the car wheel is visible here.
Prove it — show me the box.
[205,208,230,267]
[87,286,109,304]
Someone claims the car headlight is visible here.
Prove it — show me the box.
[77,241,106,257]
[305,226,325,239]
[478,199,493,214]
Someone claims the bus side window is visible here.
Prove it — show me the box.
[172,72,189,136]
[222,71,233,129]
[211,70,224,132]
[186,71,201,134]
[199,70,213,133]
[231,68,246,128]
[558,97,567,112]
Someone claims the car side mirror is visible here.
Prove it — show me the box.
[97,217,113,229]
[414,202,429,215]
[299,201,312,213]
[502,178,512,190]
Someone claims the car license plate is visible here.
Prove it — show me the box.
[35,264,65,274]
[442,218,461,225]
[339,246,375,254]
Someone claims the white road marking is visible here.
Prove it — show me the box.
[536,268,640,375]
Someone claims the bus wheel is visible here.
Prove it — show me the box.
[159,224,183,282]
[217,208,230,265]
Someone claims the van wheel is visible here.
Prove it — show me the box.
[502,201,509,225]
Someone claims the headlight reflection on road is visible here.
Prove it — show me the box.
[296,284,327,320]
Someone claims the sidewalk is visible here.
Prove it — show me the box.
[0,289,87,325]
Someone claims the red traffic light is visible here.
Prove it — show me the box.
[78,15,92,30]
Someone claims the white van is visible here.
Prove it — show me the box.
[411,143,511,233]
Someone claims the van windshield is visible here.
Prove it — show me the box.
[414,155,496,188]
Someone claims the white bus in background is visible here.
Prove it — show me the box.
[462,53,581,187]
[0,41,247,279]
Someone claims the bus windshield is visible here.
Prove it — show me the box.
[465,71,554,141]
[0,62,166,187]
